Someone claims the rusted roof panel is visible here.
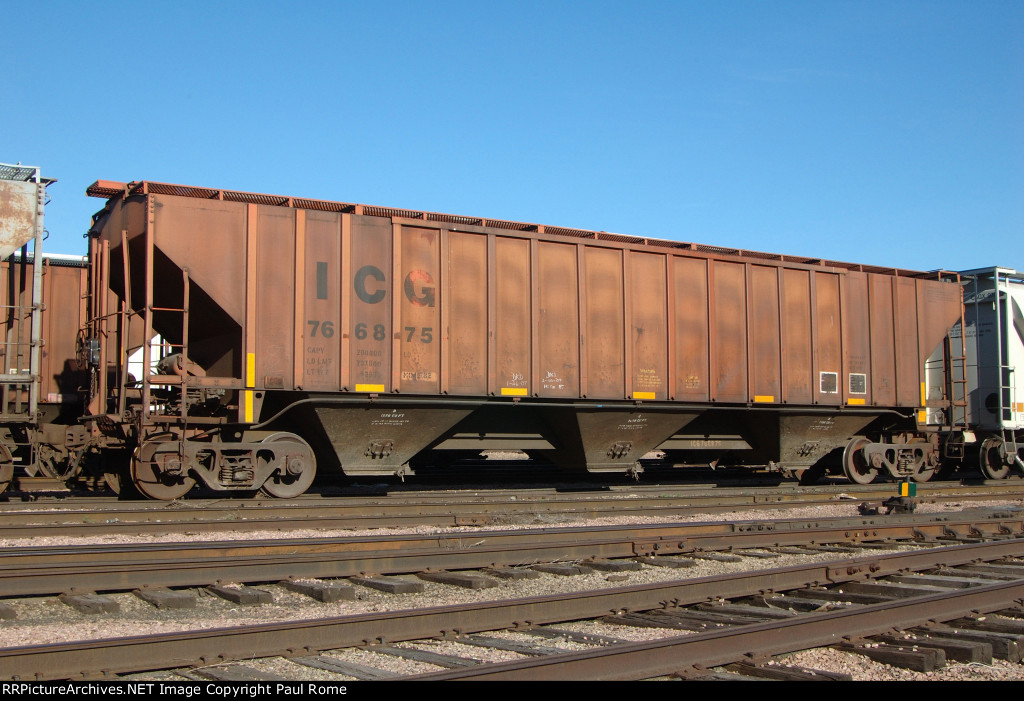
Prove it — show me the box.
[85,178,948,279]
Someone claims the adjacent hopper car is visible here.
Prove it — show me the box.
[0,164,89,493]
[1,162,1021,498]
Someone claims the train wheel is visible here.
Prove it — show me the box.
[0,444,13,494]
[35,446,71,478]
[979,436,1010,480]
[909,442,937,483]
[259,433,316,498]
[131,441,196,500]
[842,437,878,485]
[35,444,79,480]
[104,469,122,495]
[104,466,139,498]
[96,450,136,498]
[797,465,825,485]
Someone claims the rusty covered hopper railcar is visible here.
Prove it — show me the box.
[85,179,964,498]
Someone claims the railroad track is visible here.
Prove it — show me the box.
[1,481,1021,538]
[1,508,1021,599]
[415,561,1024,680]
[4,539,1024,680]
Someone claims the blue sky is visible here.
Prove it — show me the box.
[5,1,1021,272]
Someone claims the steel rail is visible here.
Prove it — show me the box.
[415,577,1024,680]
[0,499,842,538]
[0,511,1021,598]
[1,483,1021,539]
[1,538,1021,681]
